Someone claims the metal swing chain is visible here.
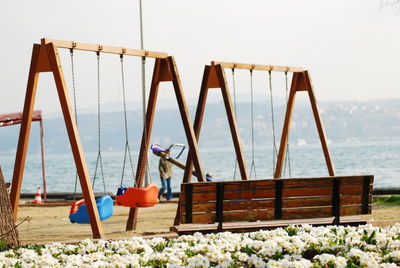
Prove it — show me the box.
[119,55,135,187]
[231,68,238,181]
[70,50,79,137]
[70,49,80,200]
[249,69,257,179]
[283,71,292,177]
[268,70,278,176]
[92,51,106,194]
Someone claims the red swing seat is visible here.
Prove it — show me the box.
[116,184,159,208]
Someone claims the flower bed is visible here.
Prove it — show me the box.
[1,224,400,267]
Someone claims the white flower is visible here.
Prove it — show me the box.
[187,254,210,268]
[360,254,380,268]
[235,251,249,262]
[248,254,266,268]
[348,247,364,258]
[267,259,283,267]
[388,250,400,261]
[314,253,336,265]
[379,263,398,268]
[334,256,347,268]
[388,240,400,251]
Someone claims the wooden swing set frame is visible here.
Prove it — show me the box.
[183,60,335,184]
[10,38,206,239]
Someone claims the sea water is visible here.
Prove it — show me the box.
[0,140,399,194]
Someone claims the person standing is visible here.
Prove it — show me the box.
[158,149,173,200]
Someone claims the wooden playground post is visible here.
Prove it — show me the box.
[182,63,250,183]
[126,56,206,231]
[274,70,335,178]
[10,41,104,239]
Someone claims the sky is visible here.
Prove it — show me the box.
[0,0,399,116]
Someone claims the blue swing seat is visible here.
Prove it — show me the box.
[69,195,114,224]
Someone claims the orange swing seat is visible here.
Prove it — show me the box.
[116,184,159,208]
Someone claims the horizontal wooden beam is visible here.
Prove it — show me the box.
[41,38,168,59]
[211,61,305,73]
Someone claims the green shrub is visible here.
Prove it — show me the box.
[375,195,400,205]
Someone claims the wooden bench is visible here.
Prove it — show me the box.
[171,175,373,235]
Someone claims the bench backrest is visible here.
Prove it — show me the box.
[177,175,373,225]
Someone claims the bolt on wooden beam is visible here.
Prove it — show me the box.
[41,38,168,59]
[211,61,305,73]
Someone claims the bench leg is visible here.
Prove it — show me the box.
[216,183,224,232]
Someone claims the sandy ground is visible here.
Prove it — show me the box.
[14,201,400,245]
[16,200,178,244]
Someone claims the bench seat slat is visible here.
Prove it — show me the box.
[180,189,275,202]
[282,176,373,187]
[182,209,275,224]
[180,180,276,193]
[171,216,367,235]
[282,195,372,208]
[181,195,372,214]
[180,176,374,193]
[281,205,368,220]
[179,185,373,203]
[181,205,371,224]
[283,185,372,198]
[181,199,275,213]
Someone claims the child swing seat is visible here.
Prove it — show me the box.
[69,195,114,224]
[116,184,159,208]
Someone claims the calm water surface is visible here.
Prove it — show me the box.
[0,140,399,194]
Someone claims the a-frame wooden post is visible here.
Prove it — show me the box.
[182,64,249,183]
[126,56,206,231]
[10,42,104,239]
[274,71,335,178]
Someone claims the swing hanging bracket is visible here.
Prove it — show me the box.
[158,58,173,82]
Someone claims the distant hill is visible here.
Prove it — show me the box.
[1,99,399,154]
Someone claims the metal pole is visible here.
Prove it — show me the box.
[139,0,150,185]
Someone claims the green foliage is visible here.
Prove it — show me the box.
[375,195,400,206]
[271,251,284,260]
[152,240,175,253]
[362,230,377,245]
[0,240,9,252]
[133,248,144,254]
[21,244,45,255]
[184,248,196,258]
[225,264,241,268]
[285,226,298,236]
[143,259,168,268]
[346,260,362,268]
[240,245,257,255]
[153,242,167,252]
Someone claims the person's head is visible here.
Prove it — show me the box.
[206,173,213,178]
[165,149,171,155]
